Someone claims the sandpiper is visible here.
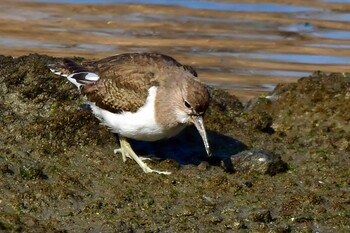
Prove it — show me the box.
[50,53,211,174]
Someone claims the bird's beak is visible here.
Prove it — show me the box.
[190,115,211,156]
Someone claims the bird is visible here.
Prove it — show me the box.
[50,53,211,174]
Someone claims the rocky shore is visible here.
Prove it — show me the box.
[0,54,349,232]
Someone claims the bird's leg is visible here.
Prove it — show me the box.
[113,141,149,162]
[114,147,130,162]
[114,136,171,175]
[113,134,130,162]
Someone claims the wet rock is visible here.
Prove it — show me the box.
[247,208,273,223]
[205,88,243,133]
[157,158,181,171]
[1,165,15,176]
[0,221,14,231]
[254,71,350,151]
[245,95,272,111]
[19,164,47,180]
[230,149,288,175]
[274,223,292,233]
[114,221,134,233]
[197,161,210,171]
[242,110,273,132]
[1,54,349,232]
[223,218,246,230]
[207,213,223,224]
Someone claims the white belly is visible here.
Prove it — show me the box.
[89,86,185,141]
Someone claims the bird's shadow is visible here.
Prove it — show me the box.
[124,126,247,168]
[79,104,246,170]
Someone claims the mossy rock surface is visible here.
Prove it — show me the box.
[0,54,349,232]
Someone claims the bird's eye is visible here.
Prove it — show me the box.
[184,100,191,109]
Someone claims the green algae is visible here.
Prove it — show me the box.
[0,54,349,232]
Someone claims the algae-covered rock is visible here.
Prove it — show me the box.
[230,149,287,176]
[254,71,350,151]
[0,54,349,232]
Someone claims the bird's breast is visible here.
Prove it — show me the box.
[88,86,186,141]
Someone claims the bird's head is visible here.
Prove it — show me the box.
[175,77,211,156]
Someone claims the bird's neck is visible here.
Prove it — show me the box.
[154,85,186,130]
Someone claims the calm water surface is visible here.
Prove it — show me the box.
[2,0,350,99]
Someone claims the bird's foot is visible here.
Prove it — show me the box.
[116,137,171,175]
[114,149,151,162]
[114,148,131,162]
[139,156,153,161]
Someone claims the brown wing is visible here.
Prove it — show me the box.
[82,53,198,77]
[65,53,197,113]
[82,65,159,113]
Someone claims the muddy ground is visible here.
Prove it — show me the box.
[0,54,349,232]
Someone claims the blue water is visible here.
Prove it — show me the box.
[320,0,350,2]
[235,52,350,65]
[27,0,319,13]
[0,37,115,51]
[9,0,350,95]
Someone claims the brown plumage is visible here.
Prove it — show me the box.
[63,53,201,114]
[52,52,211,174]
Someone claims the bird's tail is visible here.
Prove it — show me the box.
[48,60,70,78]
[49,58,99,89]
